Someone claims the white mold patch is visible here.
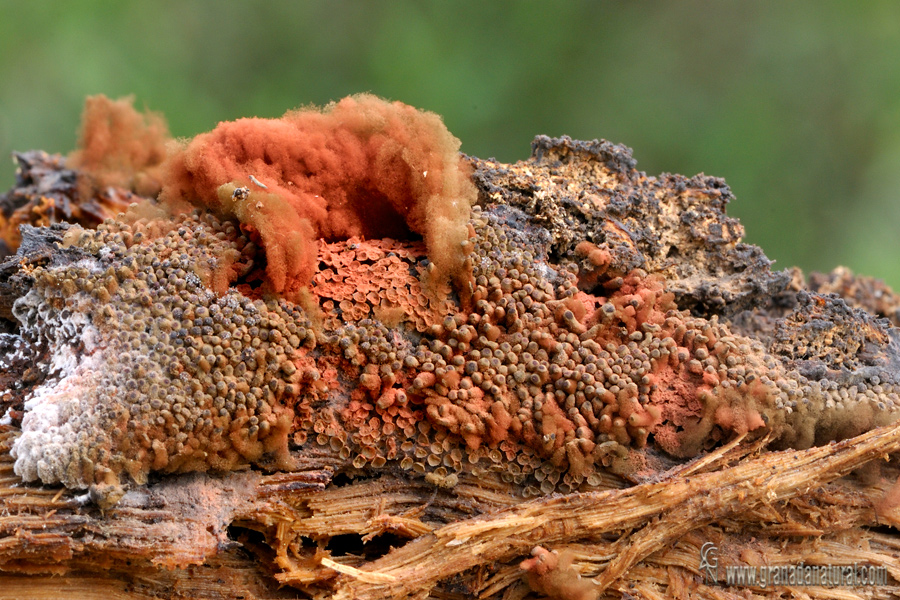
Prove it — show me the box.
[12,347,107,486]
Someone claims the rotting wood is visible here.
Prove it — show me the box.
[330,423,900,599]
[0,100,898,599]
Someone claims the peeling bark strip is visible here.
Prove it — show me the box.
[0,96,899,598]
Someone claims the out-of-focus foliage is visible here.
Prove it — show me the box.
[1,0,898,288]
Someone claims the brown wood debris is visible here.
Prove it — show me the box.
[0,420,897,598]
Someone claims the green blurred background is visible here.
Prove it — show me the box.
[1,1,899,289]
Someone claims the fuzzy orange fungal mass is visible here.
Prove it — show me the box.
[68,95,171,198]
[160,94,476,297]
[4,102,900,531]
[4,97,900,600]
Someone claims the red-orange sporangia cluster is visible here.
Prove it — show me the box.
[2,97,899,512]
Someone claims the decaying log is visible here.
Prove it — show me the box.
[0,96,898,599]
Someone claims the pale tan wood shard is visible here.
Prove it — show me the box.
[330,424,900,599]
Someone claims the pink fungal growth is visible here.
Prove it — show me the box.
[160,94,476,297]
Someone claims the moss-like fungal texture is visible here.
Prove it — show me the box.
[1,103,899,506]
[159,94,476,296]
